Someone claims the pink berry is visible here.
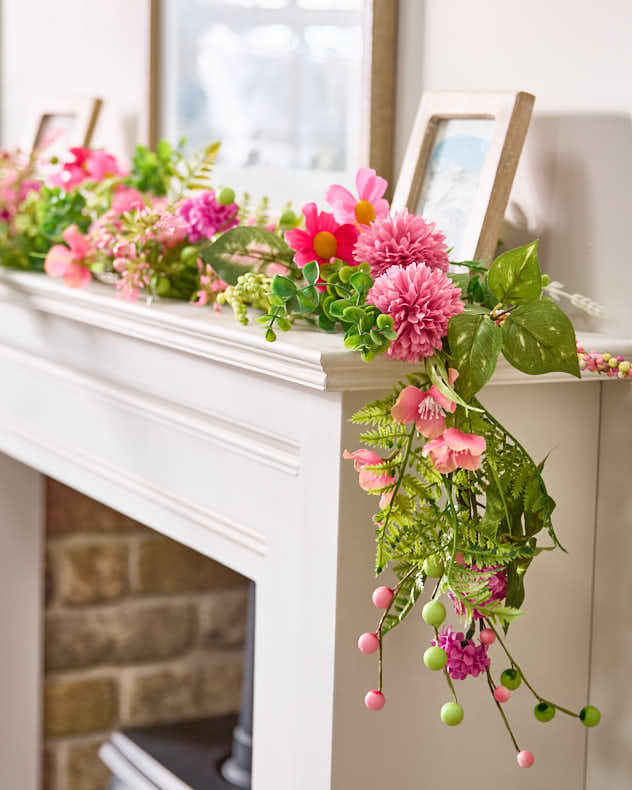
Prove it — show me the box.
[364,690,385,710]
[517,750,534,768]
[480,628,496,645]
[372,586,394,608]
[494,685,511,703]
[358,632,379,654]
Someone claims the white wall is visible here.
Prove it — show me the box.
[396,0,632,334]
[0,0,151,162]
[2,0,630,333]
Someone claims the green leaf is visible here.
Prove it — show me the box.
[487,241,542,304]
[448,313,502,399]
[501,300,580,377]
[302,260,319,286]
[270,275,296,300]
[505,560,527,610]
[200,226,294,285]
[329,299,353,319]
[349,270,373,294]
[317,313,336,332]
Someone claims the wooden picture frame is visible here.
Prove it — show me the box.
[149,0,397,203]
[28,96,103,155]
[392,91,534,263]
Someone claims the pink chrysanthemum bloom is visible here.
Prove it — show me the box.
[326,167,389,227]
[449,565,508,619]
[432,626,490,680]
[177,190,239,243]
[284,202,358,268]
[354,209,449,278]
[367,262,464,362]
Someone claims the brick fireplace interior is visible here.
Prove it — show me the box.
[43,478,248,790]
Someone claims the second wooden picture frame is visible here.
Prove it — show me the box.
[392,91,535,263]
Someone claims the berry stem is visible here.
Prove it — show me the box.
[486,621,579,717]
[486,667,520,752]
[434,626,458,703]
[375,565,418,691]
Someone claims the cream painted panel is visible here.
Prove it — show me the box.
[0,454,43,790]
[586,382,632,789]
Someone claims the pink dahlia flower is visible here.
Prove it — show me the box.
[367,262,463,362]
[285,202,358,268]
[343,448,394,509]
[354,209,449,278]
[391,369,458,439]
[177,190,239,243]
[44,224,92,288]
[326,167,389,227]
[449,565,507,619]
[422,428,486,474]
[432,626,490,680]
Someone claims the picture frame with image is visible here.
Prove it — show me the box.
[392,91,534,263]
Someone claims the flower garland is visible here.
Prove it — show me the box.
[2,140,627,770]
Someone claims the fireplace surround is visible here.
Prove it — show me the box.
[0,269,629,789]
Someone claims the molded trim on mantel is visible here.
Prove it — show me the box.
[0,419,267,557]
[0,343,301,476]
[1,271,630,392]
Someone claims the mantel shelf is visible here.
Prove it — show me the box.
[1,270,629,392]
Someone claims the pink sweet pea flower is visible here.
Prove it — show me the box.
[422,428,486,474]
[343,448,395,509]
[44,224,92,288]
[284,202,358,267]
[326,167,389,227]
[391,369,459,439]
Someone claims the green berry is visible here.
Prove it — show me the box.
[279,208,297,227]
[500,668,522,690]
[423,646,447,671]
[440,702,464,726]
[422,600,446,627]
[579,705,601,727]
[541,274,550,286]
[423,555,445,578]
[217,187,235,206]
[534,702,556,722]
[180,245,199,263]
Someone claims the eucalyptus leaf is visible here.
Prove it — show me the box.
[270,275,296,300]
[501,300,580,377]
[487,241,542,304]
[448,313,502,399]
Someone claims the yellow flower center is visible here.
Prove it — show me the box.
[313,230,338,260]
[355,199,375,225]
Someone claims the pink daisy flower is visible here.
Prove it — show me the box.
[354,209,449,278]
[325,167,389,227]
[284,202,358,268]
[367,262,463,362]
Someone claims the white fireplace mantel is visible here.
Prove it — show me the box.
[0,270,629,790]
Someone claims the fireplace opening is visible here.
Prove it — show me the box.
[44,478,253,790]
